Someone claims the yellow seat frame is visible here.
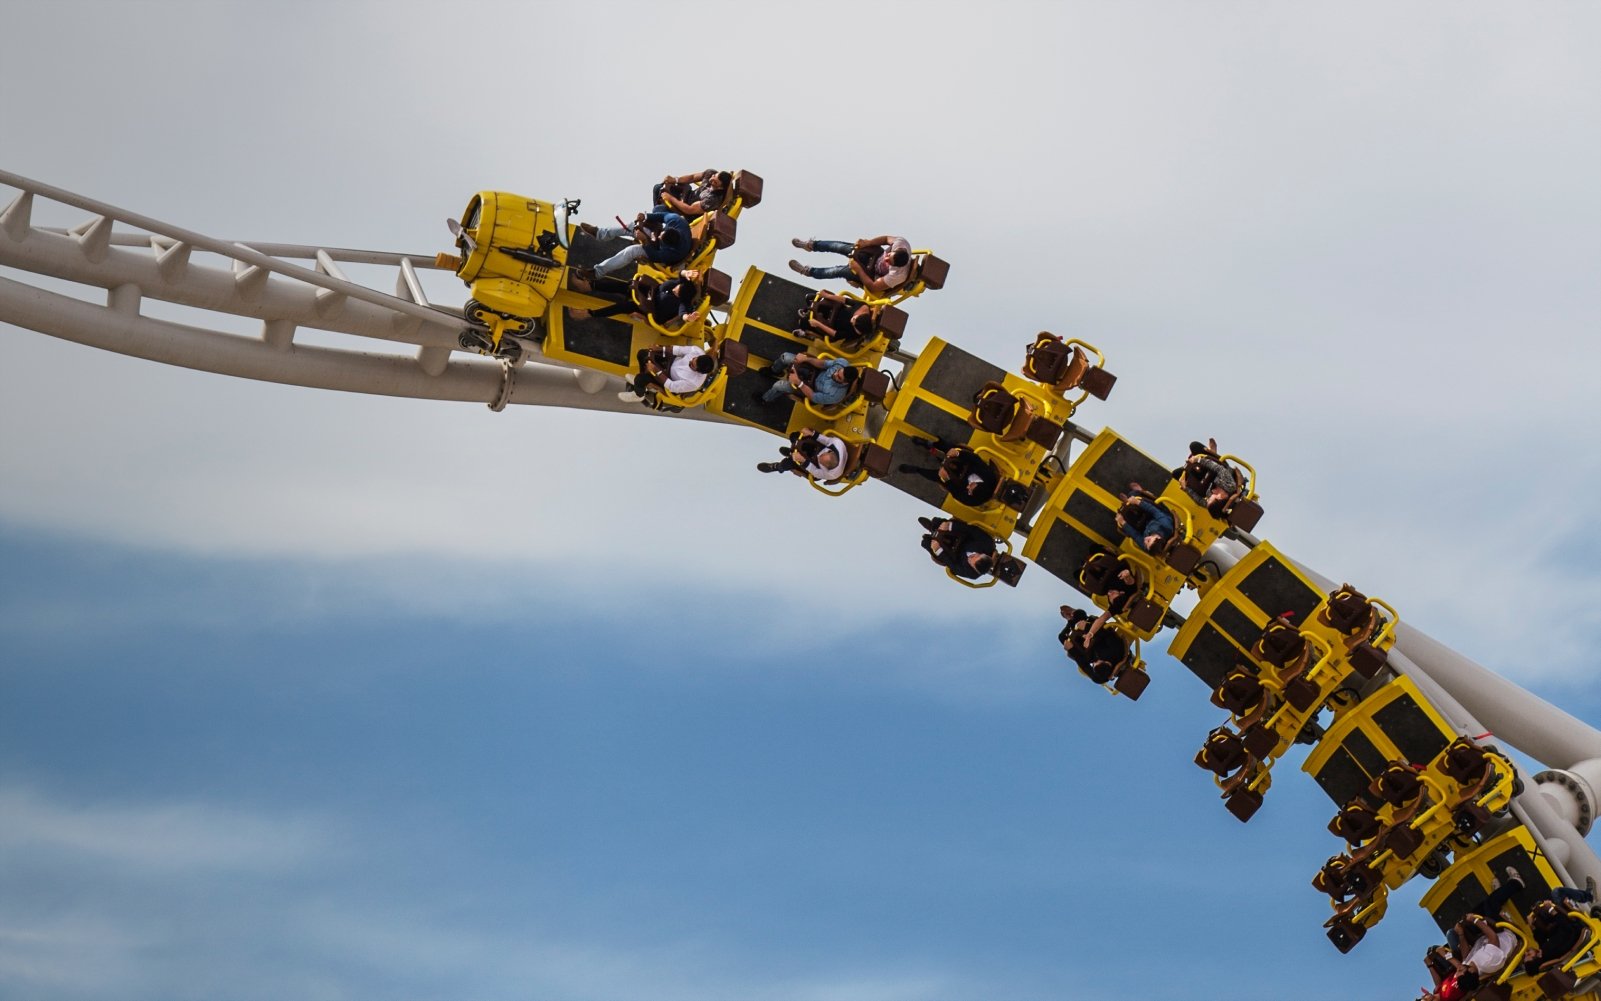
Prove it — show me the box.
[1024,335,1109,419]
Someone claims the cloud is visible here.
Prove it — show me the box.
[0,786,337,874]
[0,781,975,1001]
[293,905,972,1001]
[0,915,148,996]
[0,787,343,998]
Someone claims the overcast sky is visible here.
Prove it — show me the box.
[2,2,1598,1000]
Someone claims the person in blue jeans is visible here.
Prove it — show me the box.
[1116,491,1175,552]
[758,352,855,406]
[590,210,693,276]
[788,235,913,296]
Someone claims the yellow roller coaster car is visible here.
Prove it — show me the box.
[1169,542,1397,745]
[440,190,575,357]
[706,267,888,441]
[1172,546,1413,827]
[1316,747,1519,953]
[1416,826,1601,1000]
[1302,678,1521,952]
[876,338,1061,540]
[1021,429,1195,640]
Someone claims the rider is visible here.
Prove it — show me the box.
[1058,606,1129,684]
[626,344,715,399]
[756,428,849,482]
[788,235,914,297]
[654,169,733,219]
[918,515,1001,580]
[590,209,694,276]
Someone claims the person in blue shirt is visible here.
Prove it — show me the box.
[1116,490,1175,552]
[758,352,857,406]
[590,210,693,276]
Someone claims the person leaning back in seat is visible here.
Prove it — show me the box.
[797,289,876,348]
[654,169,732,219]
[569,270,704,327]
[788,234,913,297]
[1174,438,1241,516]
[917,516,998,580]
[1116,485,1174,553]
[1058,606,1128,684]
[586,209,693,276]
[757,352,854,406]
[625,344,714,401]
[897,437,1003,508]
[1522,878,1601,976]
[756,427,848,482]
[1080,549,1140,616]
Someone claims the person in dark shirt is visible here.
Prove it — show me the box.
[1524,881,1600,973]
[1058,606,1128,684]
[591,210,694,276]
[796,290,877,349]
[569,272,704,327]
[898,437,1002,507]
[1079,549,1140,616]
[918,516,998,580]
[654,169,732,218]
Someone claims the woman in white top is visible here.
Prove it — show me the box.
[755,429,849,482]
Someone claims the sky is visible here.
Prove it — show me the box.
[1,2,1599,999]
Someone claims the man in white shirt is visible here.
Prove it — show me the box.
[756,429,849,482]
[624,344,715,400]
[1459,914,1516,981]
